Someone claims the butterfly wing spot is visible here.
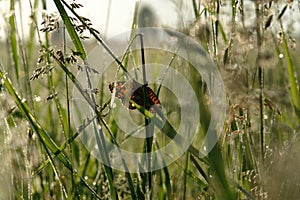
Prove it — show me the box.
[109,81,161,113]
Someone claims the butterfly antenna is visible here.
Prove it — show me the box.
[157,47,180,97]
[110,36,138,107]
[118,33,146,82]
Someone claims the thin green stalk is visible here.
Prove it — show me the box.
[139,33,153,194]
[62,20,75,193]
[131,0,140,30]
[212,1,220,61]
[192,0,200,18]
[27,0,39,63]
[225,0,237,66]
[190,155,208,184]
[44,139,69,199]
[208,143,235,200]
[93,122,118,200]
[218,20,228,44]
[254,1,265,161]
[163,169,172,199]
[182,153,189,199]
[9,0,20,85]
[40,7,68,147]
[280,25,300,119]
[19,0,38,109]
[47,62,68,144]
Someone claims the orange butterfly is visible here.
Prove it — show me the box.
[109,81,161,113]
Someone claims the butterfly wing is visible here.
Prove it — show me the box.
[109,81,140,110]
[109,81,161,113]
[130,85,161,113]
[146,87,162,112]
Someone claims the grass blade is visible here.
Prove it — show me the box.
[0,67,72,171]
[8,0,20,84]
[281,27,300,118]
[53,0,86,60]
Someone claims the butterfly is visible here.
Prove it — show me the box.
[109,81,161,113]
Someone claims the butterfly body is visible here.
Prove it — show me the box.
[109,81,161,113]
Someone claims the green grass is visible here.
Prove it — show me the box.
[1,0,300,199]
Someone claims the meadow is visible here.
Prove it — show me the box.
[0,0,300,199]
